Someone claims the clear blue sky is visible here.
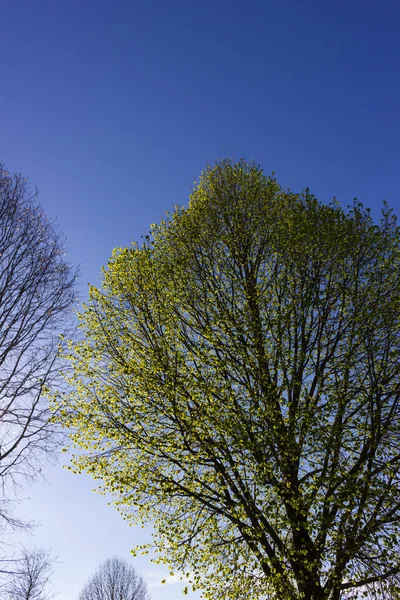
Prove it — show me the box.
[1,0,400,598]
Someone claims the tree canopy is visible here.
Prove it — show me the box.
[57,159,400,600]
[0,163,77,551]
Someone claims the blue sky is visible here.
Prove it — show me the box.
[1,0,400,598]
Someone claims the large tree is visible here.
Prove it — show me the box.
[58,160,400,600]
[0,163,77,533]
[78,557,149,600]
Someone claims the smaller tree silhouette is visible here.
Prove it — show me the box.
[5,548,55,600]
[78,557,149,600]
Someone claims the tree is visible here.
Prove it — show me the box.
[78,557,149,600]
[4,548,55,600]
[0,164,77,531]
[58,160,400,600]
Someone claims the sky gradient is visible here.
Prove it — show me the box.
[1,1,400,598]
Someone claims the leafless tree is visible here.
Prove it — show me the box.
[3,548,55,600]
[0,163,77,532]
[78,557,149,600]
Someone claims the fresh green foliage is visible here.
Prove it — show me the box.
[56,160,400,600]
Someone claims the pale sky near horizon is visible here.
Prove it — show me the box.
[1,0,400,598]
